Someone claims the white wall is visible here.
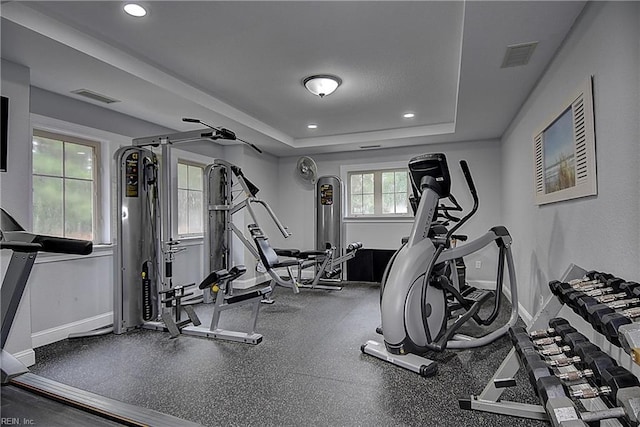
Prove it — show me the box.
[1,59,35,365]
[277,139,504,284]
[501,2,640,321]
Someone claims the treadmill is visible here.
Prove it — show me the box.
[1,208,202,427]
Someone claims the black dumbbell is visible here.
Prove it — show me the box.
[557,284,609,305]
[600,365,640,403]
[572,340,601,360]
[562,331,590,349]
[568,384,613,399]
[579,349,618,382]
[560,276,625,307]
[523,354,552,392]
[576,292,630,319]
[619,281,640,297]
[587,298,640,332]
[530,318,570,339]
[555,369,594,382]
[563,287,620,308]
[600,307,640,346]
[600,365,640,425]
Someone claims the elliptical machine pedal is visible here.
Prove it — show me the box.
[464,289,493,304]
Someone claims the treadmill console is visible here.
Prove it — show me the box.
[408,153,451,199]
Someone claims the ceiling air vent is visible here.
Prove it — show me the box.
[501,42,538,68]
[70,89,120,104]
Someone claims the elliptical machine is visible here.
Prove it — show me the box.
[362,153,519,377]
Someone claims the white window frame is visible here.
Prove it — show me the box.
[31,114,129,246]
[177,159,205,237]
[32,129,102,242]
[340,161,413,221]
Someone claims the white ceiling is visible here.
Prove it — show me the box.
[1,1,586,156]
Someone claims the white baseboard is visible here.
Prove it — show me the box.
[31,312,113,348]
[14,348,36,367]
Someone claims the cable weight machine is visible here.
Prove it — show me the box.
[114,122,257,337]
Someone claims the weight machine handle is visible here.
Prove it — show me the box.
[248,198,292,238]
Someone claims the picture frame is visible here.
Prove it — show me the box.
[533,77,597,205]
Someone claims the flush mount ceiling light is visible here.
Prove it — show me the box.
[124,3,147,17]
[303,75,342,98]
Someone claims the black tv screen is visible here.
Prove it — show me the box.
[1,96,7,172]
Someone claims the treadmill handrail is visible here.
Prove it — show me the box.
[1,231,92,255]
[0,241,43,252]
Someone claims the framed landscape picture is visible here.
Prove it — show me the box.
[533,77,597,205]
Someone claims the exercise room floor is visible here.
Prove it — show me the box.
[5,282,546,426]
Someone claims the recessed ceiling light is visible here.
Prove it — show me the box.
[124,3,147,17]
[307,124,318,129]
[403,112,415,119]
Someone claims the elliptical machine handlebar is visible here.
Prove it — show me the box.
[459,160,478,203]
[445,160,479,241]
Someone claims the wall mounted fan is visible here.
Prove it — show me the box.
[296,156,318,184]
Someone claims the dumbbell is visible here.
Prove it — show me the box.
[556,276,625,307]
[529,318,573,339]
[553,283,609,305]
[585,297,640,331]
[546,343,616,383]
[619,281,640,297]
[540,334,618,383]
[509,327,576,390]
[575,282,640,319]
[551,271,616,292]
[516,330,591,380]
[550,279,605,295]
[539,376,624,427]
[576,292,629,319]
[556,369,594,381]
[566,283,626,307]
[561,286,617,307]
[600,365,640,426]
[577,348,618,382]
[568,384,612,398]
[550,271,612,291]
[569,271,614,284]
[600,307,640,346]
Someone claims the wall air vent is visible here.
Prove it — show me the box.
[70,89,120,104]
[359,144,381,149]
[501,42,538,68]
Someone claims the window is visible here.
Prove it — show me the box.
[348,168,410,216]
[32,130,99,241]
[177,161,204,236]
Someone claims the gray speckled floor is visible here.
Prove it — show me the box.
[21,283,546,426]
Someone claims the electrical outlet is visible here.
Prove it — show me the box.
[475,261,482,269]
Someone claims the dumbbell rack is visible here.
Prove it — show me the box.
[460,263,640,425]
